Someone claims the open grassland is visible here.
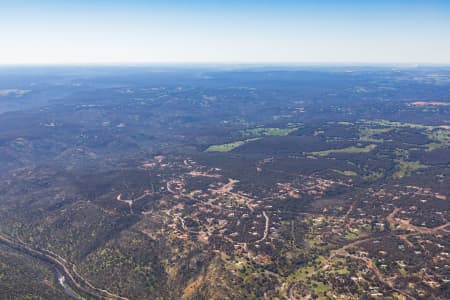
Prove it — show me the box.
[359,127,393,142]
[393,159,427,179]
[239,127,298,138]
[366,119,450,131]
[332,169,358,177]
[425,129,450,151]
[310,144,377,157]
[362,119,450,152]
[206,138,260,152]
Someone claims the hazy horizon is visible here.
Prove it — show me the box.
[1,0,450,65]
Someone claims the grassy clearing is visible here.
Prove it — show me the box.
[362,119,450,150]
[239,127,298,138]
[283,256,330,298]
[344,230,361,240]
[366,119,450,132]
[332,169,358,177]
[331,257,350,275]
[206,138,260,152]
[363,171,385,182]
[312,280,330,293]
[424,142,445,151]
[366,119,431,130]
[310,144,377,157]
[206,141,245,152]
[359,127,393,142]
[425,129,450,151]
[393,160,427,179]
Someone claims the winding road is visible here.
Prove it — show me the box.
[0,232,129,300]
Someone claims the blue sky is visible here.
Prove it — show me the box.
[0,0,449,64]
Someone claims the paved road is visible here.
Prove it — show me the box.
[0,232,128,300]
